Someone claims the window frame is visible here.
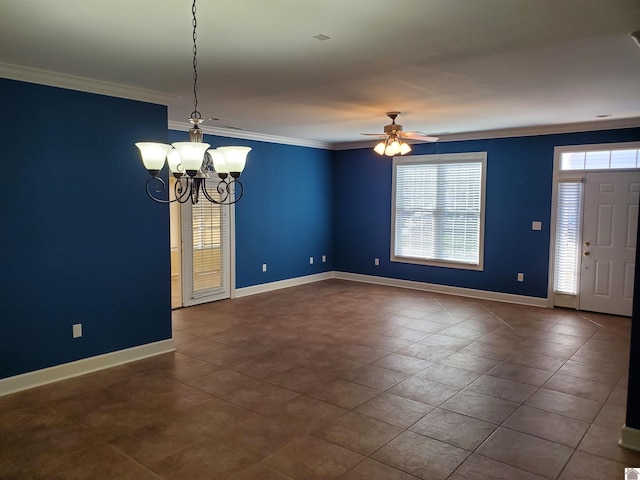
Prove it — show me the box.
[391,152,487,271]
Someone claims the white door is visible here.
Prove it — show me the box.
[181,179,231,307]
[579,171,640,316]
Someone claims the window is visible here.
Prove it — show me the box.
[561,147,640,171]
[392,152,486,270]
[554,182,582,294]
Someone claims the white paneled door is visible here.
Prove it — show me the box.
[180,179,231,307]
[579,171,640,316]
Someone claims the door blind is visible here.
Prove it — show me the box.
[191,181,226,294]
[554,182,582,294]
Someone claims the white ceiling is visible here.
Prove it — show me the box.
[1,0,639,146]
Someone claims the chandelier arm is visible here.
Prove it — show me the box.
[230,179,244,204]
[200,180,225,204]
[145,177,179,204]
[174,177,193,204]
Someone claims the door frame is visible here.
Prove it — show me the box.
[170,191,237,308]
[548,141,640,310]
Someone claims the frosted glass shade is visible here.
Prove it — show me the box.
[167,149,184,175]
[135,142,172,173]
[217,146,251,174]
[171,142,211,174]
[207,149,229,175]
[388,140,401,156]
[374,142,386,155]
[399,142,412,155]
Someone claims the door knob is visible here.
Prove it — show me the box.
[584,251,590,256]
[584,241,590,246]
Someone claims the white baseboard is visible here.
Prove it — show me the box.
[234,270,548,307]
[620,425,640,452]
[0,339,175,397]
[333,271,549,307]
[234,272,334,298]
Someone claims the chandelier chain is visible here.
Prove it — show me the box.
[191,0,201,120]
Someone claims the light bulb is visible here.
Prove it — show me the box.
[374,142,386,155]
[399,142,412,155]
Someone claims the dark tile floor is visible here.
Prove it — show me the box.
[1,279,639,479]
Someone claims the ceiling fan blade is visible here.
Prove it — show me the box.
[401,131,439,142]
[361,133,386,137]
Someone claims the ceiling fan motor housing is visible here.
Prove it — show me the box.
[384,123,403,135]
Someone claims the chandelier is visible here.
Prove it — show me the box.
[135,0,250,204]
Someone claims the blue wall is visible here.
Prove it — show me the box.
[168,131,335,288]
[0,79,172,379]
[333,128,640,298]
[2,77,637,382]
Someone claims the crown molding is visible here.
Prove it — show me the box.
[333,117,640,150]
[0,62,176,105]
[168,121,333,150]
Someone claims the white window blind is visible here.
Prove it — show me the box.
[554,182,582,294]
[191,181,226,293]
[392,153,486,269]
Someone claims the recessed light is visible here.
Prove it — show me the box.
[631,31,640,47]
[312,34,331,41]
[207,117,220,121]
[596,114,611,118]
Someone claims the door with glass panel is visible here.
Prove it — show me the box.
[180,179,231,307]
[553,144,640,316]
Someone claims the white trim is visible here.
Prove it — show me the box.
[334,272,549,307]
[234,272,334,298]
[0,62,176,105]
[168,121,332,150]
[230,201,237,299]
[334,118,640,150]
[235,270,548,306]
[0,339,175,397]
[620,425,640,452]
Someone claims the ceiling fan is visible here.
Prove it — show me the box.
[362,112,439,156]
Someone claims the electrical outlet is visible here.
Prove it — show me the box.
[322,255,326,263]
[517,273,524,282]
[310,257,314,265]
[532,221,542,231]
[374,258,380,266]
[72,323,82,338]
[262,263,267,272]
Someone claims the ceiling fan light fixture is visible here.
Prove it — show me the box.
[374,142,387,155]
[366,112,435,157]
